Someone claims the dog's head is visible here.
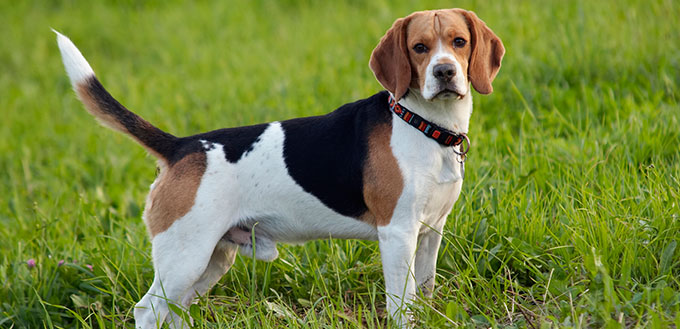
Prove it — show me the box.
[370,9,505,101]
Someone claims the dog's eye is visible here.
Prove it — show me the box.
[413,43,428,54]
[453,37,467,48]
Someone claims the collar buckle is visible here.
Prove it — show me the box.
[452,133,470,162]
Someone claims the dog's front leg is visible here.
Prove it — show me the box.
[378,223,419,327]
[414,223,445,298]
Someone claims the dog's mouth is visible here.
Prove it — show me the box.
[434,88,464,100]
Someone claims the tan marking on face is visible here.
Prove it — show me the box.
[370,9,504,99]
[362,122,404,226]
[406,10,472,90]
[144,151,207,236]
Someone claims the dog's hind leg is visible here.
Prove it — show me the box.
[134,274,166,329]
[134,223,230,329]
[178,240,238,307]
[134,141,241,329]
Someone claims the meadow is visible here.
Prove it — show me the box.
[1,0,679,328]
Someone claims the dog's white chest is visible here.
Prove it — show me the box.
[391,121,464,214]
[392,127,464,185]
[437,147,464,184]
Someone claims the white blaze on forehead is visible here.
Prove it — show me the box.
[421,39,468,100]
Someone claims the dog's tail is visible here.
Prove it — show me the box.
[54,30,178,163]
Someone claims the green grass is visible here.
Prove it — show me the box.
[1,0,679,328]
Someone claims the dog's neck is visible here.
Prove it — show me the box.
[395,88,472,134]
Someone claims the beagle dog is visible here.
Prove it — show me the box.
[55,8,503,329]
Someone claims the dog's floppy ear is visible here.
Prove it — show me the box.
[369,16,413,101]
[458,10,505,94]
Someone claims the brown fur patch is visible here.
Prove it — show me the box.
[145,151,207,236]
[362,122,404,226]
[369,15,413,101]
[456,10,505,94]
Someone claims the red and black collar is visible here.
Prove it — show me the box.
[388,95,470,156]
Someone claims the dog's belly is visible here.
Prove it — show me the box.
[218,122,377,243]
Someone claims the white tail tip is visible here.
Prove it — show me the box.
[53,29,95,86]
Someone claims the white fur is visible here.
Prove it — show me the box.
[53,30,95,87]
[422,40,469,101]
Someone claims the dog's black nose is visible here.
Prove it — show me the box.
[433,63,455,82]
